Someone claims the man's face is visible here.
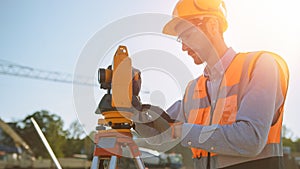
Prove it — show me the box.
[181,37,204,65]
[174,19,212,65]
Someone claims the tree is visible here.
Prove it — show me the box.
[60,120,85,157]
[84,131,96,160]
[282,125,294,139]
[295,139,300,152]
[62,138,84,157]
[283,137,297,152]
[67,120,85,139]
[20,110,67,158]
[2,111,95,158]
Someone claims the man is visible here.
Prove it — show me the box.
[135,0,289,168]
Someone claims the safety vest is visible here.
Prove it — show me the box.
[183,51,289,159]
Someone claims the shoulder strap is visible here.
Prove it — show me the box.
[237,51,290,110]
[237,51,264,108]
[264,52,289,118]
[264,51,289,99]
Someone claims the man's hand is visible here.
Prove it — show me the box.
[170,121,183,139]
[133,104,176,133]
[132,104,183,144]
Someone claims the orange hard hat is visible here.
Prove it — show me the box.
[163,0,228,36]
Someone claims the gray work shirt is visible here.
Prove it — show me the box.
[135,47,284,167]
[203,47,236,112]
[168,47,284,158]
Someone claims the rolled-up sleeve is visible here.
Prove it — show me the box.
[180,53,284,157]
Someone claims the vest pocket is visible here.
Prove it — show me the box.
[213,95,237,125]
[221,95,237,125]
[188,108,211,125]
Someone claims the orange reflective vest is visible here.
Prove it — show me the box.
[183,52,289,159]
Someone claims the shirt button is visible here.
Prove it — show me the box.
[211,147,215,151]
[187,141,192,146]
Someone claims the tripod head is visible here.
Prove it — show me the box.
[96,45,142,129]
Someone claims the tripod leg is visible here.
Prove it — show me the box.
[91,156,99,169]
[133,156,145,169]
[127,146,145,169]
[108,156,117,169]
[91,157,109,169]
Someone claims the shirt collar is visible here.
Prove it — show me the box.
[204,47,236,79]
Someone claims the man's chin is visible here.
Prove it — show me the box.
[194,60,204,65]
[189,53,204,65]
[193,57,204,65]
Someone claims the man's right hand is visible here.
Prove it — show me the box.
[133,104,176,133]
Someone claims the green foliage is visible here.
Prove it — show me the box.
[295,139,300,152]
[2,110,94,159]
[282,125,300,153]
[67,120,85,139]
[62,138,84,157]
[18,110,67,158]
[283,137,297,152]
[61,120,92,157]
[0,123,15,147]
[84,132,96,160]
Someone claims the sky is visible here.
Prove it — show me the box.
[0,0,300,139]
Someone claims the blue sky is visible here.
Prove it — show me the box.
[1,0,300,139]
[0,0,177,132]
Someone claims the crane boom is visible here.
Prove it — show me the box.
[0,61,96,86]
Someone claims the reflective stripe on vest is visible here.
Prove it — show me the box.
[183,52,289,158]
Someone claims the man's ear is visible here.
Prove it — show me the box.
[205,18,220,37]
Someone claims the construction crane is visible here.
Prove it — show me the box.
[0,59,96,86]
[0,59,151,94]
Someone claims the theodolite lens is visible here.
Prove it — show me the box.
[98,66,113,90]
[98,66,112,84]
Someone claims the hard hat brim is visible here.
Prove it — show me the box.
[162,14,214,36]
[162,17,183,36]
[163,14,227,36]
